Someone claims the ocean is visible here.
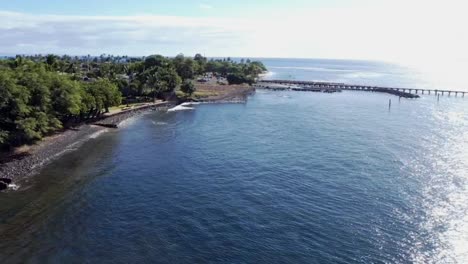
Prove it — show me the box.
[261,58,468,92]
[0,58,467,263]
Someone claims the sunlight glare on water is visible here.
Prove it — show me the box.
[404,101,468,263]
[1,59,467,263]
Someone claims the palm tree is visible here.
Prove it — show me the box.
[146,73,160,102]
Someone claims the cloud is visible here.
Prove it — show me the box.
[0,11,252,56]
[199,4,213,10]
[0,1,467,64]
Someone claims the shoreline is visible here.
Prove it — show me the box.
[0,90,255,190]
[0,102,171,187]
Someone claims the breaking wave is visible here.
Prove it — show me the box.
[88,129,109,139]
[168,103,196,112]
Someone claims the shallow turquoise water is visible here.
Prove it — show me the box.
[1,90,466,263]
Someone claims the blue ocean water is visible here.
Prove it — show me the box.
[0,59,467,263]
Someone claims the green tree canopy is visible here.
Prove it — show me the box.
[180,80,196,96]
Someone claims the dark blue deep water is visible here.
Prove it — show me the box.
[1,59,467,263]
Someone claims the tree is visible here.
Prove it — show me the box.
[179,58,197,80]
[249,61,267,72]
[173,54,185,69]
[194,53,206,63]
[0,66,84,147]
[146,72,160,102]
[17,69,62,134]
[173,55,198,80]
[145,67,181,99]
[46,54,57,66]
[79,86,97,119]
[0,70,22,146]
[0,52,267,148]
[227,72,253,85]
[180,80,196,96]
[50,75,82,120]
[144,55,168,69]
[156,67,181,93]
[86,79,122,113]
[194,53,207,74]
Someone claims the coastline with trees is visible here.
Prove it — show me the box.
[0,53,266,149]
[0,53,267,186]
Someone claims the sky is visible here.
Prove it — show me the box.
[0,0,467,64]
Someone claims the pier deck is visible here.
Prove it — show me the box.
[256,80,466,98]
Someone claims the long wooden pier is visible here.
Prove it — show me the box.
[255,80,467,98]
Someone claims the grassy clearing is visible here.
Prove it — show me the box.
[176,81,251,101]
[106,102,159,115]
[176,89,220,100]
[108,103,148,112]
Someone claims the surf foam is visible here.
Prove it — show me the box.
[168,103,196,112]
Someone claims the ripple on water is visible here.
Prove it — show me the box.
[0,91,467,263]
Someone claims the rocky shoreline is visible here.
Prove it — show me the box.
[0,88,255,191]
[0,102,171,189]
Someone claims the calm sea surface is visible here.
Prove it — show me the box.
[1,59,467,263]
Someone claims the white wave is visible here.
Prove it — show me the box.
[117,116,138,128]
[8,183,20,191]
[168,103,195,112]
[151,121,168,126]
[167,101,246,112]
[88,129,109,139]
[182,102,201,106]
[31,145,84,170]
[30,128,109,171]
[259,71,276,78]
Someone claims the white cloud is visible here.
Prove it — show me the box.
[0,11,252,56]
[0,0,467,64]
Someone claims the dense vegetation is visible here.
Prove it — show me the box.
[0,54,266,149]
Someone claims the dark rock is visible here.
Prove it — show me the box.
[94,123,118,128]
[0,182,7,191]
[0,178,12,184]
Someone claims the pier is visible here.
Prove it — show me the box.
[255,80,466,98]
